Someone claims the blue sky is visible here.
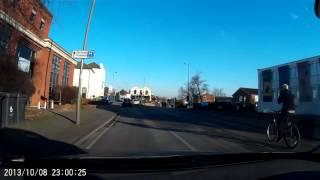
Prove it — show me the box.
[47,0,320,97]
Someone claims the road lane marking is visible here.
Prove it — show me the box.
[170,131,197,152]
[73,114,117,146]
[86,116,119,149]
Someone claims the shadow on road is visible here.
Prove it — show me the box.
[47,110,76,124]
[0,128,86,158]
[117,119,284,150]
[96,104,318,151]
[96,105,284,149]
[98,104,266,134]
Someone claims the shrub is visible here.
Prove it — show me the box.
[51,86,78,104]
[61,86,78,104]
[0,55,35,96]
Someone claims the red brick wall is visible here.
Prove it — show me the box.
[30,47,52,105]
[0,0,53,39]
[69,63,75,87]
[30,51,76,106]
[1,1,76,106]
[202,94,214,103]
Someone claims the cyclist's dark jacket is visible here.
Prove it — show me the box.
[278,89,295,111]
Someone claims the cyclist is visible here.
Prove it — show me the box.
[277,84,295,142]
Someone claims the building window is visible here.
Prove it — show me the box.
[239,96,242,102]
[9,0,19,7]
[82,87,87,98]
[134,90,137,95]
[273,70,278,81]
[313,88,317,101]
[298,62,312,102]
[0,25,12,54]
[145,90,148,95]
[17,44,34,73]
[40,19,45,30]
[29,9,36,22]
[62,61,70,87]
[290,66,297,79]
[49,56,61,99]
[273,88,279,102]
[311,62,318,76]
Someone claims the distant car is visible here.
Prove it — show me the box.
[132,100,140,105]
[122,99,132,107]
[101,97,112,105]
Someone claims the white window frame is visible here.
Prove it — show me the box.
[30,9,37,22]
[40,18,46,30]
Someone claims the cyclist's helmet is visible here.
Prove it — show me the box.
[282,84,289,90]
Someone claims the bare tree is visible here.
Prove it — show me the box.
[190,73,208,102]
[212,88,227,97]
[178,86,187,100]
[178,73,209,103]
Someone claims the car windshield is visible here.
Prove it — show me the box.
[1,0,320,161]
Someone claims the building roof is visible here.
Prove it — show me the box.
[119,89,129,95]
[39,0,53,17]
[76,62,101,69]
[258,55,320,71]
[233,88,258,96]
[0,10,76,65]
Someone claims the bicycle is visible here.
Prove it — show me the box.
[266,111,301,149]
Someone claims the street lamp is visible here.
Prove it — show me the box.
[184,62,190,105]
[76,0,95,125]
[113,72,117,101]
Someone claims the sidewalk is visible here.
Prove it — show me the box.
[8,105,120,144]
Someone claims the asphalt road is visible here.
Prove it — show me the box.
[88,105,319,157]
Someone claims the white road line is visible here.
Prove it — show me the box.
[73,114,117,146]
[170,131,197,152]
[86,116,119,149]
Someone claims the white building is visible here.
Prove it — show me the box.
[258,56,320,115]
[73,62,106,99]
[129,86,152,101]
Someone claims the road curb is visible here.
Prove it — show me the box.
[72,113,119,146]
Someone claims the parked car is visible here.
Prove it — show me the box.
[101,97,112,105]
[132,100,140,105]
[122,99,132,107]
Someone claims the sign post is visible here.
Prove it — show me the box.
[75,0,95,125]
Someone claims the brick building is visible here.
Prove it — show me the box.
[0,0,77,106]
[193,92,215,103]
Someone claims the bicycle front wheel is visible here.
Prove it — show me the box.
[267,121,278,142]
[284,124,301,149]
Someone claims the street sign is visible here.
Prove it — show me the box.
[72,50,95,59]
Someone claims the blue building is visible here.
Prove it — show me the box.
[258,56,320,116]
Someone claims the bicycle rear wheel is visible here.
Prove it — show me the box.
[284,124,300,149]
[267,121,278,142]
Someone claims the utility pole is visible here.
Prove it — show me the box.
[113,72,117,102]
[76,0,95,125]
[184,62,190,106]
